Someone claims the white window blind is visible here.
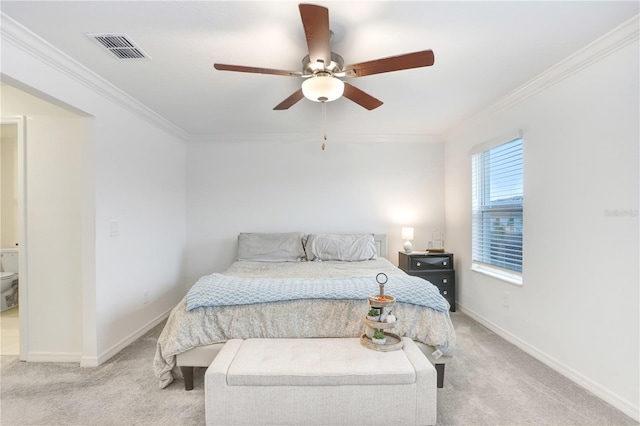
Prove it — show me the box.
[472,137,523,273]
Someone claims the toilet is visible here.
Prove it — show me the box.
[0,249,19,312]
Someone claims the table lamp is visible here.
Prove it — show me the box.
[402,227,414,253]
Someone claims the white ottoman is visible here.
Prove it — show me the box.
[205,337,437,426]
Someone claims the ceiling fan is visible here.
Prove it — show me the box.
[214,3,435,111]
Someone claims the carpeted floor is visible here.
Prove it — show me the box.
[0,312,637,425]
[437,313,637,425]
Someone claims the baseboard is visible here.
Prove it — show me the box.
[457,303,640,422]
[26,351,82,363]
[80,308,172,368]
[79,355,99,367]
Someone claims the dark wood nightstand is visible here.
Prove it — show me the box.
[398,251,456,312]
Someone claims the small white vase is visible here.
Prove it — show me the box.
[372,337,386,345]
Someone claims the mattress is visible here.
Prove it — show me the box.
[154,258,456,389]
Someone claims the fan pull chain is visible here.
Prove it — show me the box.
[321,102,327,151]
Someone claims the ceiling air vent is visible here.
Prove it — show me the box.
[86,33,150,60]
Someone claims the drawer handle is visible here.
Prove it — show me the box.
[443,291,448,295]
[416,262,421,267]
[443,279,447,284]
[443,261,448,266]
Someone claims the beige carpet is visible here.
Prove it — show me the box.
[0,312,637,425]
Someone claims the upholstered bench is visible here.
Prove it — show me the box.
[205,337,437,426]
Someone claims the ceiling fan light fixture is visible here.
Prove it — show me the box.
[302,75,344,103]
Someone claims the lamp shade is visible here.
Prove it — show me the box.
[401,227,414,241]
[301,75,344,102]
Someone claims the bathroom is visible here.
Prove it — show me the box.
[1,120,20,355]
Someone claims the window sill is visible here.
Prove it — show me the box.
[471,263,523,286]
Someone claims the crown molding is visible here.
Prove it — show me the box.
[450,14,639,133]
[188,133,442,144]
[0,12,189,141]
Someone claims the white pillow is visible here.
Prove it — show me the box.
[305,233,377,261]
[237,232,306,262]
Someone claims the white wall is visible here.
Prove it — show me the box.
[186,134,445,282]
[1,16,188,364]
[92,111,187,363]
[443,25,639,419]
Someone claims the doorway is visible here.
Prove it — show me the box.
[2,81,89,363]
[0,116,26,360]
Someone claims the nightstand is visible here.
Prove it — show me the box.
[398,251,456,312]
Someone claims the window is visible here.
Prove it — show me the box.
[472,137,523,280]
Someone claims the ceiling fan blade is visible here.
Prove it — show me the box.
[273,89,305,110]
[342,82,383,110]
[214,63,301,77]
[299,4,331,67]
[344,50,435,77]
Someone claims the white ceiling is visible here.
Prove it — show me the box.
[1,1,638,138]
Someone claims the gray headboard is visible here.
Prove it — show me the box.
[374,234,388,258]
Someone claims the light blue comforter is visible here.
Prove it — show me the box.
[186,273,449,312]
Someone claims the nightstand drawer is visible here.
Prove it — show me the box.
[434,283,453,305]
[410,255,451,270]
[424,272,455,311]
[423,271,453,287]
[437,285,453,298]
[436,285,454,311]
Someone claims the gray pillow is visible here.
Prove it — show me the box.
[237,232,306,262]
[305,234,377,261]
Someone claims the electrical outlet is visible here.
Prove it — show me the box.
[143,290,149,304]
[502,291,509,308]
[109,220,120,237]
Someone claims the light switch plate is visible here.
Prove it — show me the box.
[109,220,120,237]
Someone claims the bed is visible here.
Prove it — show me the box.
[154,232,456,390]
